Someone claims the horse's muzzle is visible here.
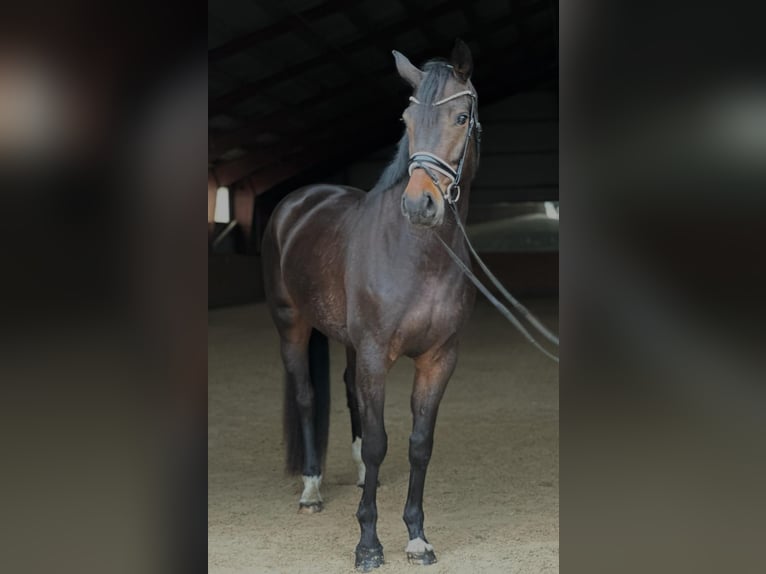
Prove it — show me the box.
[401,171,445,227]
[401,190,444,227]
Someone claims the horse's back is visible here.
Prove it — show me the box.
[263,184,364,341]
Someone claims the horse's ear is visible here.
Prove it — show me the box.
[450,39,473,82]
[392,50,423,89]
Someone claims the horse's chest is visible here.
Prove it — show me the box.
[390,295,464,358]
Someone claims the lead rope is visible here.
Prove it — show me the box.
[424,187,561,360]
[434,232,560,363]
[435,194,560,362]
[446,200,560,347]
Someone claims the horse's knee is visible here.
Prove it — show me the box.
[361,431,387,466]
[408,431,433,468]
[294,384,314,410]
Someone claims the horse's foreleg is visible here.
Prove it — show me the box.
[403,342,458,565]
[354,350,389,572]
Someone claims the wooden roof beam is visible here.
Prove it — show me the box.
[213,48,557,188]
[209,0,357,62]
[209,0,476,117]
[209,6,553,157]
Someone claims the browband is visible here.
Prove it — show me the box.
[408,90,476,107]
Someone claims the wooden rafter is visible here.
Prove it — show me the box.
[253,0,398,100]
[215,114,400,189]
[397,0,447,51]
[209,0,477,117]
[213,45,557,189]
[209,0,557,189]
[209,0,358,62]
[210,5,555,161]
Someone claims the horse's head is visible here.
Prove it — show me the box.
[394,40,481,228]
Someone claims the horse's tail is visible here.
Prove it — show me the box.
[284,329,330,475]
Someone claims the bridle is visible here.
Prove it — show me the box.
[406,89,482,204]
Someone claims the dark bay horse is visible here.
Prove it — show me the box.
[263,40,481,571]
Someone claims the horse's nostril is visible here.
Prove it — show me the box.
[402,194,415,215]
[423,192,436,215]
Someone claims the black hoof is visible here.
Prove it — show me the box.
[297,502,323,514]
[355,544,384,572]
[406,549,437,565]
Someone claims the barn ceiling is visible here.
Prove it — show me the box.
[209,0,557,191]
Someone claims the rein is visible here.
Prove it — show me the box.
[436,202,560,363]
[405,88,560,363]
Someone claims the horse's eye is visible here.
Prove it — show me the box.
[456,113,469,126]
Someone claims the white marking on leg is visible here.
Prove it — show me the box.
[406,537,433,554]
[351,436,366,486]
[300,474,323,504]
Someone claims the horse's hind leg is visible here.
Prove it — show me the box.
[403,342,458,565]
[263,220,327,512]
[277,310,325,513]
[344,347,366,487]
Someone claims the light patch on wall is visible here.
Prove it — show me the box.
[0,53,70,159]
[214,187,231,223]
[544,201,559,220]
[710,87,766,164]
